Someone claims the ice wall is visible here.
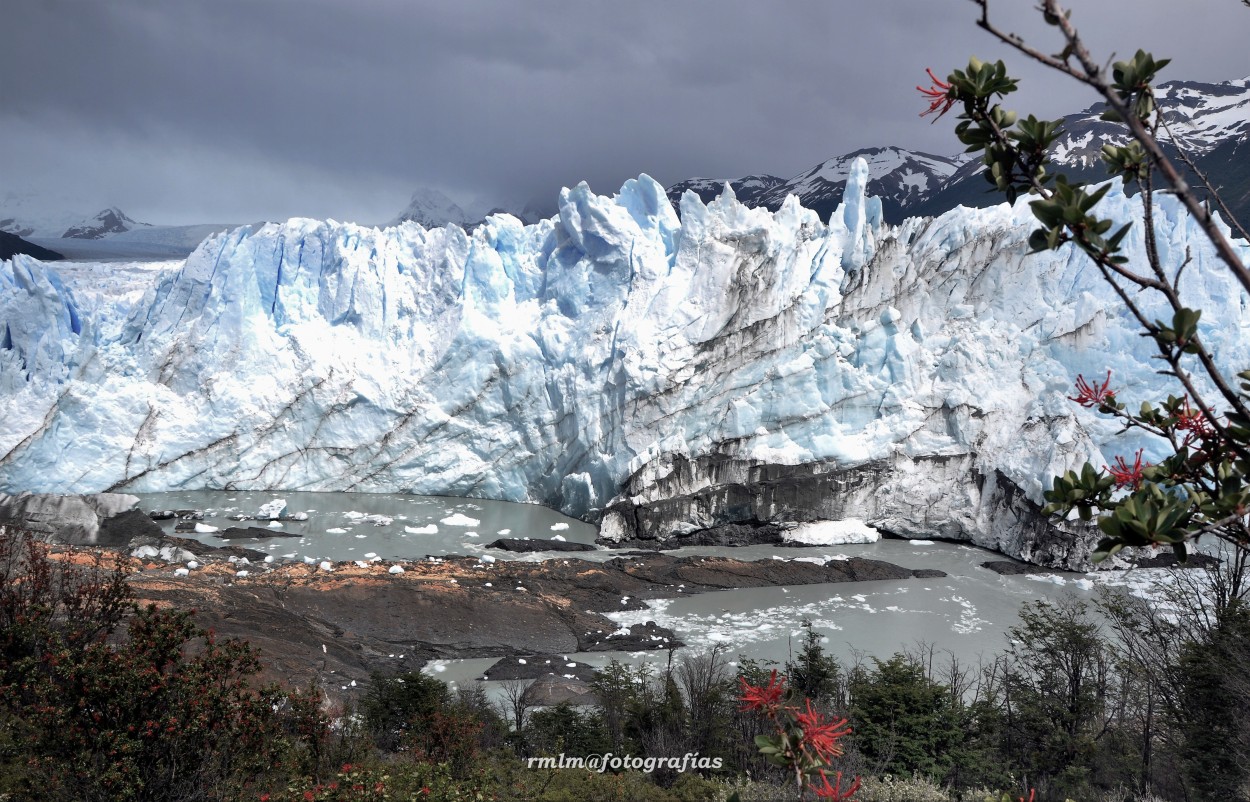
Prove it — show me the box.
[1,159,1247,567]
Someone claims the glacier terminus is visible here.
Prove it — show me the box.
[2,158,1248,570]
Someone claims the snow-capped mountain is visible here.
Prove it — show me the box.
[666,148,962,226]
[391,187,472,229]
[664,175,786,209]
[61,207,148,240]
[662,79,1248,229]
[756,147,962,225]
[391,188,554,229]
[2,159,1246,569]
[0,192,87,240]
[1056,78,1250,165]
[912,77,1250,223]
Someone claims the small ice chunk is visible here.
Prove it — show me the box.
[479,554,496,563]
[186,560,199,570]
[405,524,438,534]
[388,565,405,574]
[441,513,480,527]
[783,519,880,546]
[552,534,566,541]
[550,522,569,531]
[267,521,284,529]
[194,522,219,533]
[319,561,334,571]
[257,499,287,519]
[326,528,348,534]
[497,529,511,535]
[264,555,274,563]
[174,567,189,577]
[236,570,249,577]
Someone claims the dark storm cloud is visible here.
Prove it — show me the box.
[2,0,1247,225]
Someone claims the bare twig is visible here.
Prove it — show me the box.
[975,0,1250,295]
[1158,114,1250,243]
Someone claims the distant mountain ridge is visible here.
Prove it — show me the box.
[909,76,1250,223]
[61,207,148,240]
[667,77,1250,230]
[0,202,149,240]
[665,148,963,226]
[391,188,552,230]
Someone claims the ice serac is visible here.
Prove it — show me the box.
[1,158,1249,570]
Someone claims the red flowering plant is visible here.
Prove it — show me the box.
[923,0,1250,563]
[731,669,859,800]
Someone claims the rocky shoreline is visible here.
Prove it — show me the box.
[1,491,952,704]
[94,549,947,704]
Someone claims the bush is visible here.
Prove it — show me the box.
[0,525,291,801]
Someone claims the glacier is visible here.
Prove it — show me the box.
[1,158,1248,569]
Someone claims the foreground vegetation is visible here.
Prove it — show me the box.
[2,525,1249,801]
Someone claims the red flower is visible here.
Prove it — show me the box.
[303,793,315,802]
[1070,371,1115,408]
[918,68,956,121]
[1175,397,1217,445]
[1107,448,1149,490]
[794,699,852,761]
[813,768,861,800]
[739,669,787,712]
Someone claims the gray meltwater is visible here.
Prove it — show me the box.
[135,491,1141,689]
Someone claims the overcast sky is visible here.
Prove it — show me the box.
[3,0,1247,226]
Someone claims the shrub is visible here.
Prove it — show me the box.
[0,525,289,801]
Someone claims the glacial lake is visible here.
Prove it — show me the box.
[135,490,1163,691]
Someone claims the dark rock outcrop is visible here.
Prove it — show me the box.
[982,560,1048,576]
[97,507,165,544]
[217,526,301,540]
[0,231,62,261]
[0,492,146,545]
[481,655,597,682]
[521,675,598,707]
[600,452,1098,571]
[487,538,597,553]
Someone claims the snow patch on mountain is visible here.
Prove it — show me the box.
[392,188,471,228]
[62,208,149,240]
